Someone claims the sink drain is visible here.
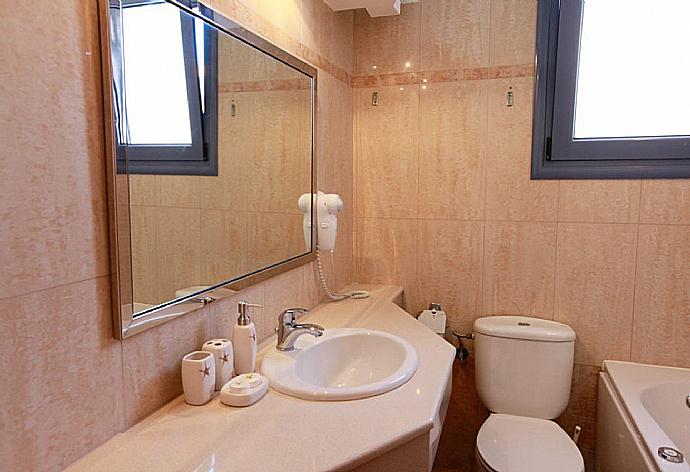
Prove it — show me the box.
[658,446,684,464]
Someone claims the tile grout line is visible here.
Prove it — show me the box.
[0,274,112,303]
[415,0,423,311]
[479,0,494,317]
[628,184,645,362]
[348,29,357,286]
[351,80,359,281]
[343,215,690,227]
[551,172,561,321]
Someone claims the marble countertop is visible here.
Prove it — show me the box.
[66,285,455,472]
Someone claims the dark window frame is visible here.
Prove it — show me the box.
[114,0,218,176]
[531,0,690,180]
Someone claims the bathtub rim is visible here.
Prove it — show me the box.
[601,360,690,472]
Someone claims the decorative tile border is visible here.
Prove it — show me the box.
[219,78,311,93]
[351,64,535,88]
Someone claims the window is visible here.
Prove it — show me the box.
[111,0,218,175]
[532,0,690,179]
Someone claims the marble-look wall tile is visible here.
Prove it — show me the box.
[254,0,302,48]
[354,218,419,306]
[128,175,159,206]
[158,175,201,209]
[199,210,247,284]
[247,90,311,214]
[554,223,637,366]
[328,10,355,75]
[484,77,559,222]
[331,212,355,292]
[199,93,250,212]
[301,262,323,308]
[418,220,484,331]
[318,73,354,196]
[558,181,641,224]
[632,225,690,368]
[218,0,301,55]
[246,212,304,271]
[130,206,160,304]
[0,0,108,300]
[354,3,420,76]
[0,278,124,472]
[482,221,557,317]
[122,307,209,426]
[489,0,537,67]
[316,72,354,293]
[418,81,487,221]
[155,207,202,301]
[639,180,690,225]
[300,0,338,69]
[354,85,419,218]
[420,0,490,71]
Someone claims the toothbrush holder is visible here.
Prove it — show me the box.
[202,338,234,390]
[181,351,216,405]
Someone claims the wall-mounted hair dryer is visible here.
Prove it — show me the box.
[298,191,343,252]
[298,192,368,301]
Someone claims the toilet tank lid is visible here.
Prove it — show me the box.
[473,316,575,342]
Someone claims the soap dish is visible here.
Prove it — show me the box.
[220,373,269,407]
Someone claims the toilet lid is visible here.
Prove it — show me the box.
[477,414,584,472]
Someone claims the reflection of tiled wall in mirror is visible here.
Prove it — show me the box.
[128,37,312,306]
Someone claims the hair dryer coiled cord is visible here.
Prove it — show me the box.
[315,246,369,301]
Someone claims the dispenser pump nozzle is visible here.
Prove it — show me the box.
[237,301,263,326]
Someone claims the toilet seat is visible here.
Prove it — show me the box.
[476,414,584,472]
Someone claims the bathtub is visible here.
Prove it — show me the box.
[597,361,690,472]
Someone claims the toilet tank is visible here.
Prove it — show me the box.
[473,316,576,419]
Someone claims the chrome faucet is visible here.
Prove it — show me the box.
[275,308,324,351]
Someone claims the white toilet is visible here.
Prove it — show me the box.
[472,316,584,472]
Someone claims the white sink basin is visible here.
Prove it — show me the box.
[261,328,418,401]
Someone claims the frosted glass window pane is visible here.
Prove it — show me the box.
[122,3,192,145]
[574,0,690,139]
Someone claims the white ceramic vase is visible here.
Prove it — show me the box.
[181,351,216,405]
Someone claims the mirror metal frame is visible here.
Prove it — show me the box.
[98,0,318,340]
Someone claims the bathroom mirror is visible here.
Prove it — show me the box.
[100,0,317,339]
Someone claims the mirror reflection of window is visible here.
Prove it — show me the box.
[110,0,218,175]
[122,2,194,145]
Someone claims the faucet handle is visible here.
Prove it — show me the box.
[275,308,309,336]
[278,307,308,325]
[285,307,308,316]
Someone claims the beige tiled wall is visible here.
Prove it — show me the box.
[3,0,687,471]
[352,1,689,470]
[0,1,353,471]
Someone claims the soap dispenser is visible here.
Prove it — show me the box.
[234,301,262,374]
